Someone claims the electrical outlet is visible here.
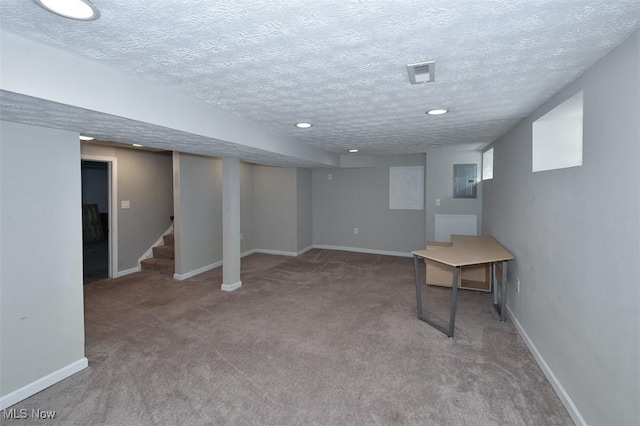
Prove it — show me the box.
[435,198,441,207]
[328,173,333,180]
[516,279,521,293]
[354,227,359,234]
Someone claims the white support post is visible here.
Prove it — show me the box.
[221,157,242,291]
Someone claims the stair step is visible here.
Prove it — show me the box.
[141,258,174,274]
[152,244,174,259]
[162,233,174,246]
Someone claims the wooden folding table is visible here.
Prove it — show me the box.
[411,235,514,338]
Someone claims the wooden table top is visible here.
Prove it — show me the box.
[411,235,514,267]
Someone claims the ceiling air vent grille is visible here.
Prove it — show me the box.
[407,61,435,84]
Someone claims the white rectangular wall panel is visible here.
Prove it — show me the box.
[389,166,424,210]
[435,214,477,242]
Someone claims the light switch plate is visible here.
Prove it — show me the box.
[121,200,130,209]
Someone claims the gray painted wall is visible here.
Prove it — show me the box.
[425,151,483,242]
[174,153,222,275]
[173,156,256,276]
[296,168,313,252]
[482,31,639,425]
[0,121,85,396]
[253,166,298,253]
[312,154,426,254]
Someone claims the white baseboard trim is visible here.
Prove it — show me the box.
[241,249,257,258]
[312,245,413,258]
[115,266,140,278]
[507,306,585,426]
[0,358,88,410]
[224,245,407,265]
[253,249,298,257]
[173,260,222,281]
[242,247,313,257]
[297,245,314,256]
[221,280,242,292]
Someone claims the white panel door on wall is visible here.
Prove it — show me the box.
[435,214,477,242]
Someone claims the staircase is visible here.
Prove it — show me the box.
[140,233,174,274]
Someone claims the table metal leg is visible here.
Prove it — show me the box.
[492,262,498,305]
[500,260,508,321]
[492,260,508,321]
[413,254,459,338]
[413,255,423,318]
[447,266,460,337]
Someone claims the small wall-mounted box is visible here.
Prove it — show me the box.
[453,164,477,199]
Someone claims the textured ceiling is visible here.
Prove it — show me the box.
[0,0,638,159]
[0,92,326,167]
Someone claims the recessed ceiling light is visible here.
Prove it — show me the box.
[132,144,143,147]
[427,109,448,116]
[79,135,94,141]
[33,0,100,21]
[295,122,313,129]
[348,149,359,153]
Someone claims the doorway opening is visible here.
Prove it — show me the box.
[81,156,118,283]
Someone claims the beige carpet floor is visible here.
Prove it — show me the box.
[4,250,572,425]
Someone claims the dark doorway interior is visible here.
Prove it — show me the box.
[81,160,109,284]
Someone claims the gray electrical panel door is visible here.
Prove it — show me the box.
[453,164,477,199]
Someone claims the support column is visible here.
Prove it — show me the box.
[221,157,242,291]
[172,152,183,277]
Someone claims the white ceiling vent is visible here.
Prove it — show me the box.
[407,61,435,84]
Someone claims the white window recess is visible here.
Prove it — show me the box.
[532,91,583,173]
[482,148,494,180]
